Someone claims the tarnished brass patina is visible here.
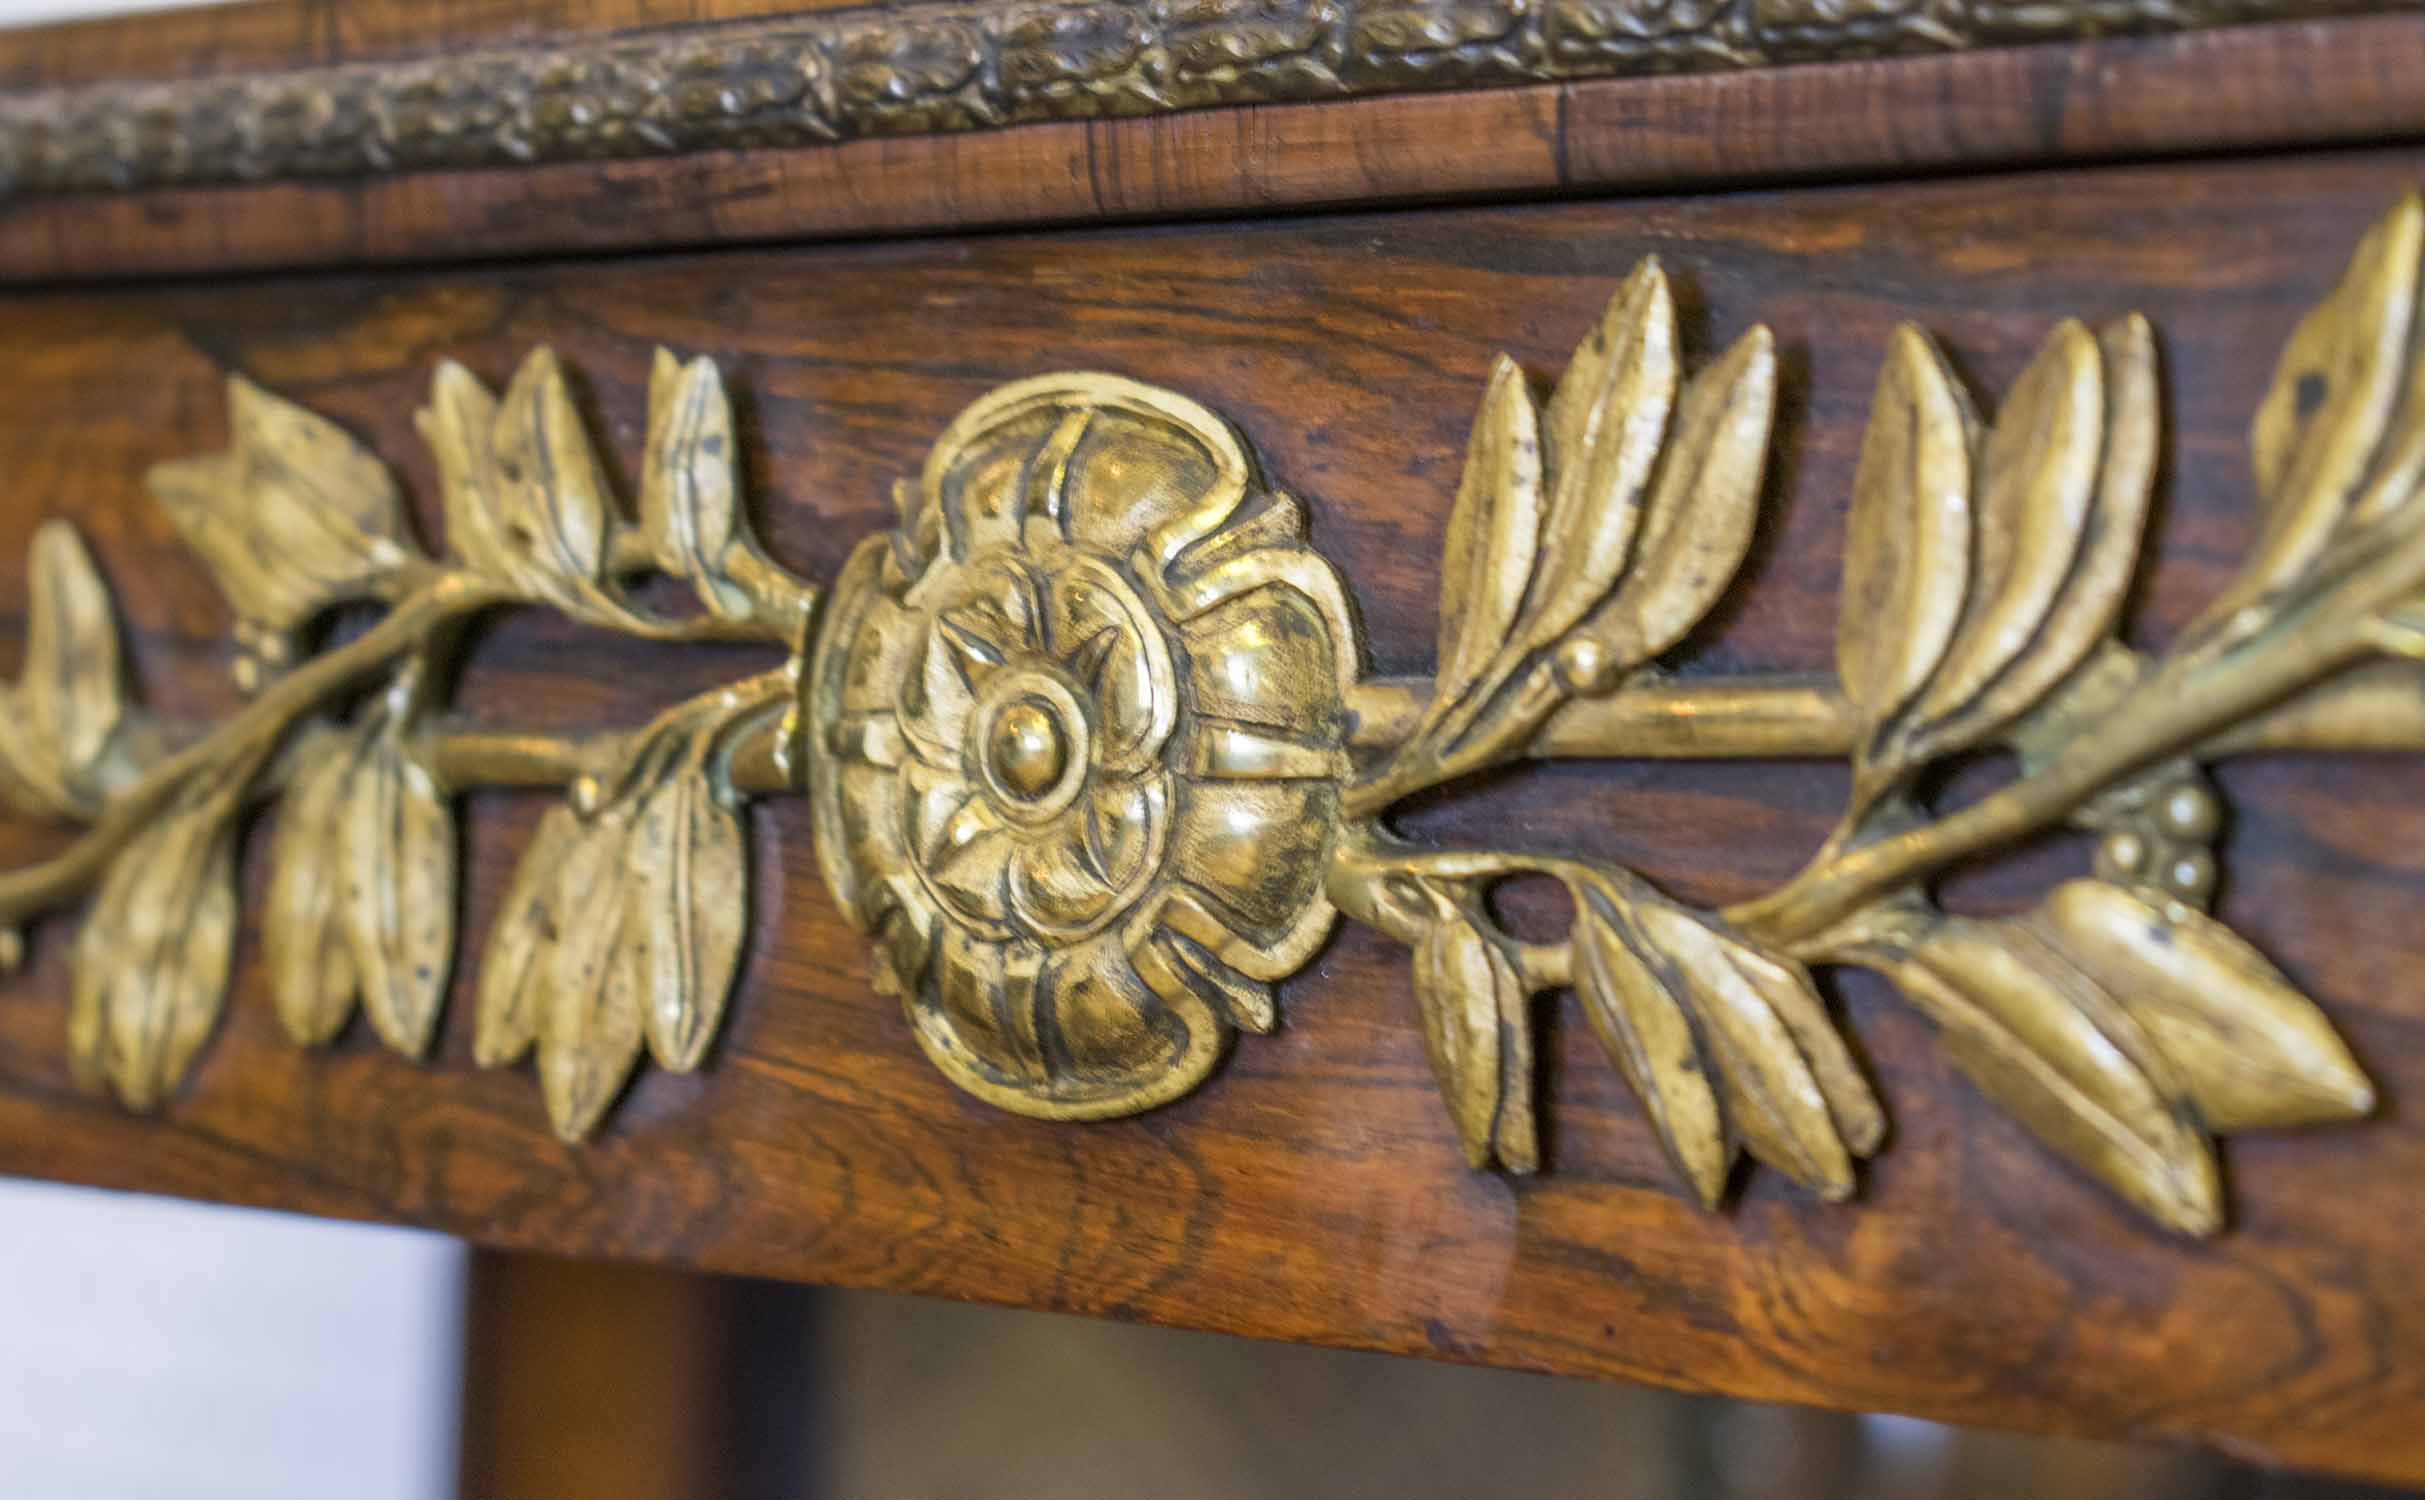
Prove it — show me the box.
[7,197,2425,1232]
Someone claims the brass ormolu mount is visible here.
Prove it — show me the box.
[8,197,2425,1235]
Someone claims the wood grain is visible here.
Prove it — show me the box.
[3,17,2424,283]
[8,0,2410,216]
[2,149,2425,1478]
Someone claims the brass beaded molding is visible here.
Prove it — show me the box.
[10,197,2425,1235]
[0,0,2401,199]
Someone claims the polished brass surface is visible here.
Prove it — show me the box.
[0,0,2400,203]
[805,375,1351,1119]
[7,199,2425,1228]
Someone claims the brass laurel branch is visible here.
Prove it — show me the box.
[0,347,817,1135]
[1331,196,2425,1233]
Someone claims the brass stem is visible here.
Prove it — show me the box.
[1729,525,2425,952]
[1348,660,2425,765]
[0,572,514,929]
[416,671,797,797]
[0,665,800,939]
[1319,834,1596,991]
[1337,519,2425,961]
[1340,662,1561,818]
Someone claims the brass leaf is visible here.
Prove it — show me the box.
[338,736,457,1058]
[147,376,420,632]
[418,359,510,575]
[1928,316,2159,755]
[1839,324,1977,744]
[640,350,753,620]
[1410,900,1534,1171]
[628,766,748,1073]
[1895,917,2221,1235]
[0,522,126,819]
[2219,190,2423,618]
[2353,205,2425,528]
[22,522,124,778]
[1726,937,1887,1160]
[473,802,585,1069]
[1579,325,1778,666]
[69,795,240,1111]
[1899,319,2103,748]
[261,734,360,1046]
[1581,879,1876,1204]
[2043,879,2374,1130]
[1572,888,1730,1209]
[493,348,613,591]
[418,352,612,609]
[1520,260,1679,657]
[537,805,648,1142]
[1433,354,1544,720]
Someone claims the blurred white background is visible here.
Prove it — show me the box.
[0,0,221,27]
[0,1178,466,1500]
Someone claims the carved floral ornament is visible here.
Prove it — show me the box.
[7,196,2425,1235]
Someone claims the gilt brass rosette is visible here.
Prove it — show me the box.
[807,376,1353,1118]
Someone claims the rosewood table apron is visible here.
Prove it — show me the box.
[6,0,2425,1481]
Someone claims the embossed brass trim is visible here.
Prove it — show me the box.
[0,0,2399,201]
[8,197,2425,1233]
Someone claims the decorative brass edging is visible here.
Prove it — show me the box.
[9,196,2425,1234]
[0,0,2400,201]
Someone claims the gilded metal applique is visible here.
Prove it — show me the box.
[807,377,1351,1119]
[0,351,818,1139]
[8,196,2425,1234]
